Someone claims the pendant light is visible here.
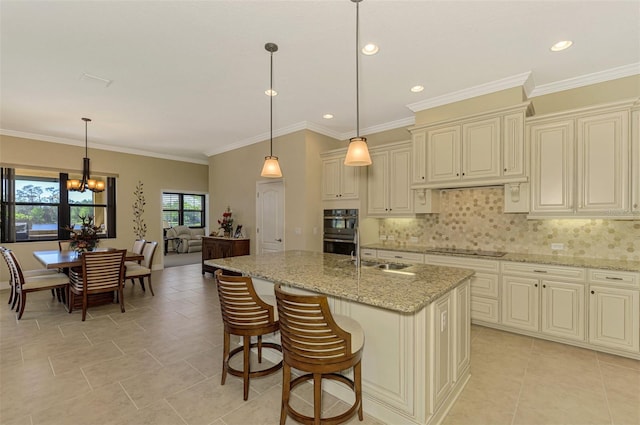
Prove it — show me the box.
[260,42,283,178]
[344,0,372,166]
[67,118,105,193]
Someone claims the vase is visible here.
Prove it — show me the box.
[71,240,98,253]
[224,231,231,238]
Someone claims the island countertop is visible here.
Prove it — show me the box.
[204,250,474,313]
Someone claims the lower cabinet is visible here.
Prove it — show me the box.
[588,269,640,353]
[201,236,250,275]
[501,262,586,342]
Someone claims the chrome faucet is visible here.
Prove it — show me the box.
[351,227,360,267]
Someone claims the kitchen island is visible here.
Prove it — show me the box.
[205,250,474,425]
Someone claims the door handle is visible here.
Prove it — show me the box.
[275,238,282,242]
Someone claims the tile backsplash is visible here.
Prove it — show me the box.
[378,187,640,261]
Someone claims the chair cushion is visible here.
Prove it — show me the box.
[333,314,365,354]
[124,261,140,268]
[125,264,150,278]
[24,273,69,290]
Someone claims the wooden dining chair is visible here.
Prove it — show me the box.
[0,247,18,309]
[274,283,364,425]
[58,240,73,251]
[124,241,158,295]
[215,269,283,401]
[2,249,70,320]
[68,249,126,321]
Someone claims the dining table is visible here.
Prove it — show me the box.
[33,249,144,270]
[32,249,145,311]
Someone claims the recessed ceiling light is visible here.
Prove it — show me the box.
[411,85,424,93]
[265,89,278,96]
[550,40,573,52]
[323,114,334,119]
[361,43,379,55]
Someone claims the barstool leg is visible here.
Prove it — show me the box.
[221,331,230,385]
[313,372,322,425]
[257,335,263,363]
[356,361,363,420]
[280,364,291,425]
[243,335,251,401]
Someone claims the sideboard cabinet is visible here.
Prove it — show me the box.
[202,236,250,275]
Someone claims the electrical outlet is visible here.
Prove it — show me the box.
[409,236,419,243]
[551,243,565,250]
[379,235,387,241]
[387,235,395,241]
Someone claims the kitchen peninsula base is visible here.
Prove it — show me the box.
[205,251,473,425]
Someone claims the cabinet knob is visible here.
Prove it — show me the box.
[634,203,638,209]
[504,168,507,172]
[422,176,425,180]
[535,283,538,287]
[591,290,595,295]
[542,284,546,288]
[462,173,465,176]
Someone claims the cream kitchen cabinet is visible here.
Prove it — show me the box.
[410,103,531,189]
[425,118,500,183]
[425,255,500,325]
[501,262,586,342]
[529,100,635,218]
[367,142,413,216]
[321,155,360,201]
[588,269,639,354]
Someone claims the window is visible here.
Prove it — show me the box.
[1,168,116,242]
[162,192,205,227]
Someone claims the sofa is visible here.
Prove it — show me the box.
[165,225,205,253]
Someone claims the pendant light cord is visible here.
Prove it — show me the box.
[85,119,88,157]
[270,48,274,156]
[355,0,360,138]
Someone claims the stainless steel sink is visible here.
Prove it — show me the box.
[377,263,410,270]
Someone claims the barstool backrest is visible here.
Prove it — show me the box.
[274,283,352,364]
[215,269,276,330]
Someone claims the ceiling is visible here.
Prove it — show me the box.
[1,1,639,165]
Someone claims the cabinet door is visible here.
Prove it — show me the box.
[501,276,539,332]
[530,120,575,213]
[503,112,526,177]
[589,285,640,353]
[577,111,629,212]
[632,109,640,214]
[340,164,360,199]
[432,292,453,410]
[541,280,585,342]
[321,158,341,200]
[388,147,413,215]
[426,126,461,183]
[462,117,501,180]
[367,150,389,215]
[412,131,427,184]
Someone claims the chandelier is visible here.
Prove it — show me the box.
[67,117,105,193]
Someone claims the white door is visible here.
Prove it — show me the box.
[256,180,285,254]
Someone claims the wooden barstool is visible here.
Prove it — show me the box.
[274,283,364,425]
[214,269,283,400]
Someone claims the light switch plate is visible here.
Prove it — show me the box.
[379,235,387,241]
[387,235,395,241]
[551,243,565,250]
[409,236,419,243]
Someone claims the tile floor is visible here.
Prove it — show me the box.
[1,263,638,425]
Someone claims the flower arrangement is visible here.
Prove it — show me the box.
[217,206,234,235]
[64,215,101,252]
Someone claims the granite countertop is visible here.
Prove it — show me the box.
[363,243,640,272]
[205,250,474,314]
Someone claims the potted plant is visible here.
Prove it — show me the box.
[217,206,234,238]
[64,215,100,253]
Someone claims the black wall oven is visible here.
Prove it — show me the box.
[323,209,358,255]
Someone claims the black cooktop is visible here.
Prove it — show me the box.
[424,248,507,257]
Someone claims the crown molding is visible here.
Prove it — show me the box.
[0,129,209,165]
[340,116,415,141]
[529,63,640,97]
[406,72,533,113]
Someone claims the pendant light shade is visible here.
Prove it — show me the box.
[261,42,283,178]
[67,118,105,193]
[345,0,372,167]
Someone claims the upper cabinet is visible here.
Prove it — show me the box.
[367,141,413,217]
[321,154,360,201]
[529,99,637,219]
[632,103,640,215]
[410,103,531,189]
